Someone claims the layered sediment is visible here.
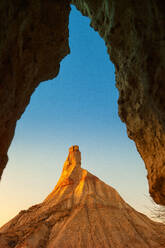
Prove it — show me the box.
[0,146,165,248]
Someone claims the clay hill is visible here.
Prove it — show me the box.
[1,146,165,248]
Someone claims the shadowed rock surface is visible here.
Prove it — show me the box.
[72,0,165,205]
[0,0,70,180]
[0,0,165,205]
[0,146,165,248]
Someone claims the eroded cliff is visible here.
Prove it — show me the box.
[0,0,70,179]
[72,0,165,205]
[0,146,165,248]
[0,0,165,205]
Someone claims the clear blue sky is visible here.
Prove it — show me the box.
[0,6,154,227]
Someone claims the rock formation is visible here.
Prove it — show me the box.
[0,145,165,248]
[0,0,70,179]
[72,0,165,205]
[0,1,165,205]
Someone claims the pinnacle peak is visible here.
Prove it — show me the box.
[69,145,79,152]
[2,148,165,248]
[44,146,82,202]
[67,145,81,167]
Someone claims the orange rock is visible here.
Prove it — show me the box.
[1,146,165,247]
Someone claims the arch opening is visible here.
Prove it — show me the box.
[0,6,154,227]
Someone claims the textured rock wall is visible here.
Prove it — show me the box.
[0,0,165,205]
[0,0,70,179]
[72,0,165,205]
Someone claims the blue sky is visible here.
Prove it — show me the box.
[0,6,154,227]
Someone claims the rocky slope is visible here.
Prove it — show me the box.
[0,145,165,248]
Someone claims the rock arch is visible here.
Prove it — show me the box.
[0,0,165,205]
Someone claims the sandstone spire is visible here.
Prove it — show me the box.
[0,146,165,248]
[60,145,81,181]
[45,145,82,202]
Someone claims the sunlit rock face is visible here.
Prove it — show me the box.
[0,0,165,205]
[1,146,165,248]
[0,0,70,179]
[72,0,165,205]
